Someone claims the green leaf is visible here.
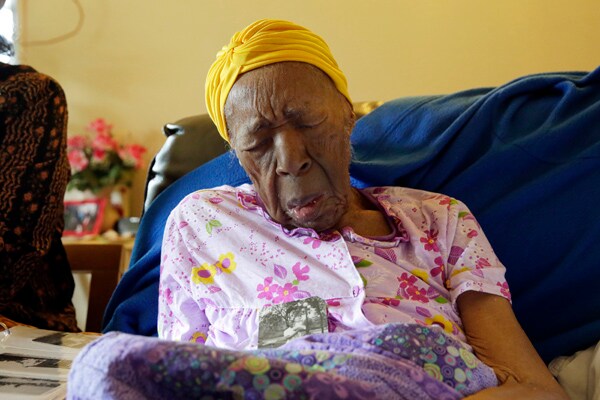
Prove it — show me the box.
[354,259,373,268]
[205,220,221,235]
[434,296,449,304]
[209,219,222,228]
[360,274,368,288]
[458,211,469,219]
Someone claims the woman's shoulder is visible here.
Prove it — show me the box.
[0,62,34,78]
[1,63,53,83]
[362,186,475,223]
[176,184,255,205]
[363,186,468,206]
[168,183,257,220]
[1,63,66,107]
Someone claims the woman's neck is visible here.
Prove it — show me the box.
[335,188,392,237]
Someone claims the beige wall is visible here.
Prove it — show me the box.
[16,0,600,216]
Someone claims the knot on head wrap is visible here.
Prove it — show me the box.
[205,19,351,143]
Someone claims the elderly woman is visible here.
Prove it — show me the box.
[159,18,570,400]
[152,19,568,399]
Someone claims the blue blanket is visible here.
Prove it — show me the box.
[103,67,600,363]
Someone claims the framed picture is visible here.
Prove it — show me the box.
[63,198,106,237]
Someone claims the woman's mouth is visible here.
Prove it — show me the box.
[288,195,323,223]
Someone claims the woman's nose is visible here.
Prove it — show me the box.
[274,130,312,177]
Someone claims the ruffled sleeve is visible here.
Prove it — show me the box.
[442,198,511,305]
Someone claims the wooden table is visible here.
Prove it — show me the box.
[62,237,134,332]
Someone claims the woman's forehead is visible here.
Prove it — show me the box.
[239,62,334,86]
[225,63,338,117]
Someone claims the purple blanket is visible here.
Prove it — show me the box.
[67,324,497,399]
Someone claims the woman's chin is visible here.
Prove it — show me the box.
[290,211,340,232]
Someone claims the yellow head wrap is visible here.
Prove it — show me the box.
[205,19,351,143]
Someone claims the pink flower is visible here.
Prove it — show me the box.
[273,282,298,304]
[397,272,418,298]
[91,147,108,164]
[92,131,118,152]
[405,285,431,303]
[67,149,89,173]
[497,281,511,300]
[67,135,88,150]
[438,196,457,209]
[292,262,310,281]
[397,272,417,290]
[119,143,147,168]
[397,272,437,303]
[303,237,321,249]
[420,229,440,252]
[256,277,278,301]
[87,118,112,135]
[431,256,446,281]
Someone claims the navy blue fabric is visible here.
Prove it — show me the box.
[103,67,600,363]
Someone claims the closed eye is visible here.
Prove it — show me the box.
[243,137,272,152]
[297,115,328,130]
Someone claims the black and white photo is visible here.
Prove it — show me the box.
[258,296,328,348]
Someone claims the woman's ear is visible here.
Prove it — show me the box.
[345,101,356,136]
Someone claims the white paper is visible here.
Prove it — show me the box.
[0,375,66,400]
[0,326,100,400]
[3,326,97,359]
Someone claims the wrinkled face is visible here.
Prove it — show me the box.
[225,62,355,231]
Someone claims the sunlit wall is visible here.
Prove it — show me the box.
[16,0,600,216]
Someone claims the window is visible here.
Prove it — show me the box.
[0,0,16,63]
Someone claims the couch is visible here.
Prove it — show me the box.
[103,68,600,375]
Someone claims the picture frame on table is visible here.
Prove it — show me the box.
[63,198,106,237]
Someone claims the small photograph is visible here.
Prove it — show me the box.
[63,198,106,237]
[0,353,71,380]
[258,296,328,348]
[32,332,95,350]
[0,374,63,397]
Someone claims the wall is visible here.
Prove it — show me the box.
[16,0,600,216]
